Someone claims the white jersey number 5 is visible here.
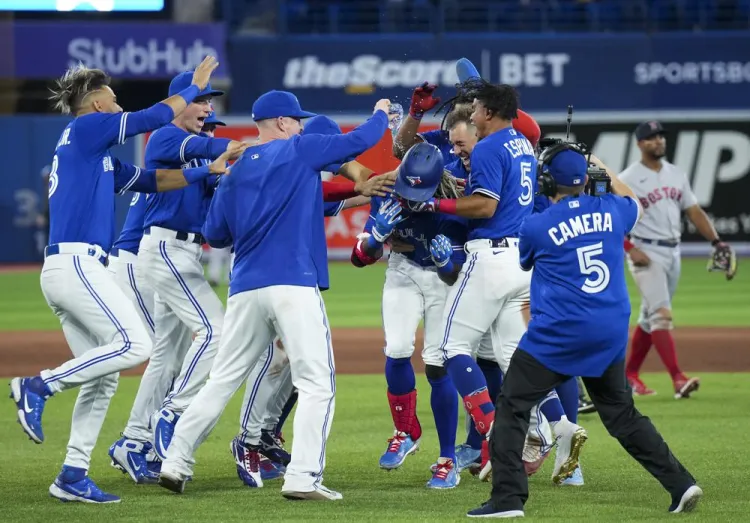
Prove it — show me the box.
[518,161,533,206]
[576,242,610,294]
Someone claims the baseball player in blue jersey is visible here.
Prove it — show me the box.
[468,148,703,518]
[136,71,248,463]
[7,58,239,503]
[351,143,467,488]
[157,92,392,500]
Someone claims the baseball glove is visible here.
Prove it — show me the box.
[707,242,737,280]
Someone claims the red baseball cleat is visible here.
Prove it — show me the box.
[628,376,656,396]
[673,375,700,399]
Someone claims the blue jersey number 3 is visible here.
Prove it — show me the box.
[518,161,533,206]
[576,242,610,294]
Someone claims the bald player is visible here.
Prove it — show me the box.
[619,121,735,398]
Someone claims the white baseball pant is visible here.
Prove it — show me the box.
[39,248,152,469]
[139,227,224,414]
[162,285,335,494]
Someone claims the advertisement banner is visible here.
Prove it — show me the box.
[7,22,228,79]
[206,115,750,256]
[229,33,750,113]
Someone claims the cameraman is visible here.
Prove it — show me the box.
[468,148,702,518]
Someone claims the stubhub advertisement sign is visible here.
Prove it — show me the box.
[7,22,228,79]
[230,33,750,112]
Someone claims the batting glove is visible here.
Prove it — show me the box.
[409,82,441,120]
[430,234,453,268]
[371,199,406,244]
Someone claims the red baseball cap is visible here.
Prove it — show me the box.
[513,109,541,148]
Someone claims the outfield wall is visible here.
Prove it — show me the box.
[1,112,748,264]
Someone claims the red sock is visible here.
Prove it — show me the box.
[387,390,422,441]
[463,389,494,436]
[651,330,682,379]
[626,326,653,378]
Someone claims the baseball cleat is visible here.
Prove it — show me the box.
[560,465,584,486]
[578,398,596,414]
[109,437,159,484]
[455,444,482,472]
[281,485,343,501]
[522,436,551,477]
[628,376,656,396]
[9,377,48,444]
[379,431,420,470]
[427,458,460,489]
[152,408,180,461]
[669,485,703,513]
[260,429,291,466]
[259,456,285,481]
[552,424,588,485]
[673,376,700,399]
[467,502,524,518]
[158,469,188,494]
[49,469,120,504]
[230,437,264,488]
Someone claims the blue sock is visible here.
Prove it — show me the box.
[428,375,458,461]
[385,356,415,394]
[29,376,52,397]
[556,377,579,424]
[466,358,503,449]
[539,390,565,423]
[444,355,494,434]
[59,465,86,483]
[275,390,298,436]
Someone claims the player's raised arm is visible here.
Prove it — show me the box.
[113,145,245,194]
[296,100,390,172]
[392,83,440,159]
[202,181,233,249]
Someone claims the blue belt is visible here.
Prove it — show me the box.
[45,244,109,267]
[632,236,679,248]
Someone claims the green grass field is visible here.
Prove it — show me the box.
[1,258,748,520]
[3,373,750,522]
[0,258,747,330]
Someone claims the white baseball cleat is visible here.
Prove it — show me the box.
[281,484,343,501]
[552,422,588,485]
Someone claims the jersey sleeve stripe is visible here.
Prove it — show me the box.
[118,113,129,145]
[118,166,141,195]
[334,201,345,216]
[180,135,196,164]
[627,195,643,223]
[473,188,500,201]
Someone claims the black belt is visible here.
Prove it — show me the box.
[490,238,510,248]
[632,236,679,248]
[110,247,137,257]
[145,227,205,245]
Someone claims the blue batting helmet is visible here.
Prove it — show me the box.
[394,143,444,202]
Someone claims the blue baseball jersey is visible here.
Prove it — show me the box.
[144,124,231,233]
[113,192,149,255]
[518,194,641,377]
[466,127,536,240]
[48,110,175,252]
[202,111,388,296]
[533,193,551,213]
[324,201,345,217]
[365,194,468,268]
[419,129,454,164]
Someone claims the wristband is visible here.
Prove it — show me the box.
[177,84,201,105]
[409,108,424,121]
[322,181,357,202]
[352,239,381,267]
[436,258,454,275]
[183,165,211,184]
[711,238,722,246]
[367,232,386,248]
[624,238,634,253]
[436,198,457,215]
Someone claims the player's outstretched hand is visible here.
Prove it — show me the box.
[430,234,452,268]
[355,171,396,197]
[192,56,220,90]
[209,143,249,175]
[628,247,650,267]
[372,199,406,243]
[410,82,441,119]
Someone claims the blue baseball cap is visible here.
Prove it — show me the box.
[547,149,587,187]
[302,115,354,171]
[204,111,226,126]
[168,71,224,98]
[252,90,316,121]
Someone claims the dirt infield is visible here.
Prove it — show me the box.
[0,327,748,377]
